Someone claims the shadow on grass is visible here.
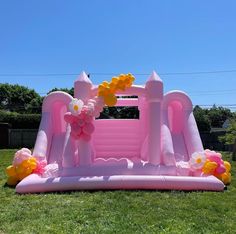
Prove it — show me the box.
[11,187,228,196]
[3,182,16,189]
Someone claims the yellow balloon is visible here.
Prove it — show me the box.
[17,172,28,180]
[102,81,109,87]
[221,172,231,185]
[104,94,117,107]
[29,157,36,163]
[111,77,118,84]
[202,161,217,174]
[29,161,37,170]
[22,160,29,168]
[25,167,33,175]
[224,161,231,172]
[109,83,117,93]
[98,84,104,91]
[15,164,25,174]
[116,80,126,91]
[98,90,105,97]
[119,74,126,81]
[103,87,110,96]
[5,165,16,177]
[7,176,18,186]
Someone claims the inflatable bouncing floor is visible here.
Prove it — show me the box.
[5,71,232,193]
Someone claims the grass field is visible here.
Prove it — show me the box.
[0,149,236,234]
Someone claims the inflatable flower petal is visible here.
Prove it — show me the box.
[69,98,84,116]
[189,152,206,170]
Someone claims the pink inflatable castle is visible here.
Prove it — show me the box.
[7,71,231,193]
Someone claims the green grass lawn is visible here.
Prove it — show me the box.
[0,150,236,234]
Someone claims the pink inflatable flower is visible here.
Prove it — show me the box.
[189,152,206,170]
[69,98,84,116]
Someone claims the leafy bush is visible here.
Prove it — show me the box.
[0,111,41,129]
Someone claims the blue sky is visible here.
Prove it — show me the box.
[0,1,236,109]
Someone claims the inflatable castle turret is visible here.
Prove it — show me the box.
[145,71,163,165]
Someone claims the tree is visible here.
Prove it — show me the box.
[193,106,211,132]
[219,119,236,160]
[207,105,233,128]
[0,83,42,113]
[25,96,43,114]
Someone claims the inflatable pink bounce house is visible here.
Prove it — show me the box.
[15,71,226,193]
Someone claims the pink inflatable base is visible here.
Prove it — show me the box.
[16,174,225,193]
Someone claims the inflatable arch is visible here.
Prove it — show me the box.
[14,71,227,193]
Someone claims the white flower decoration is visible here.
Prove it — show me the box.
[69,98,84,116]
[189,151,206,170]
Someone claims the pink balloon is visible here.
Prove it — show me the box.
[95,96,105,106]
[77,119,85,127]
[71,130,80,139]
[95,105,103,113]
[84,115,93,123]
[215,164,226,174]
[64,112,77,124]
[82,123,95,135]
[71,123,82,134]
[94,110,100,118]
[86,105,95,115]
[208,156,221,164]
[87,99,96,105]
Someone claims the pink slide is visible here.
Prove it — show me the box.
[14,71,226,193]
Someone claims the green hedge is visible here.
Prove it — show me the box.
[0,111,41,129]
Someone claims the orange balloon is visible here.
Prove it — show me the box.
[104,94,117,107]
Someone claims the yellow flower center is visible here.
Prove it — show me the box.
[73,105,79,111]
[196,158,202,164]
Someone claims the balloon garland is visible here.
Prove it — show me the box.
[64,73,135,141]
[97,73,135,106]
[5,148,46,186]
[189,150,231,185]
